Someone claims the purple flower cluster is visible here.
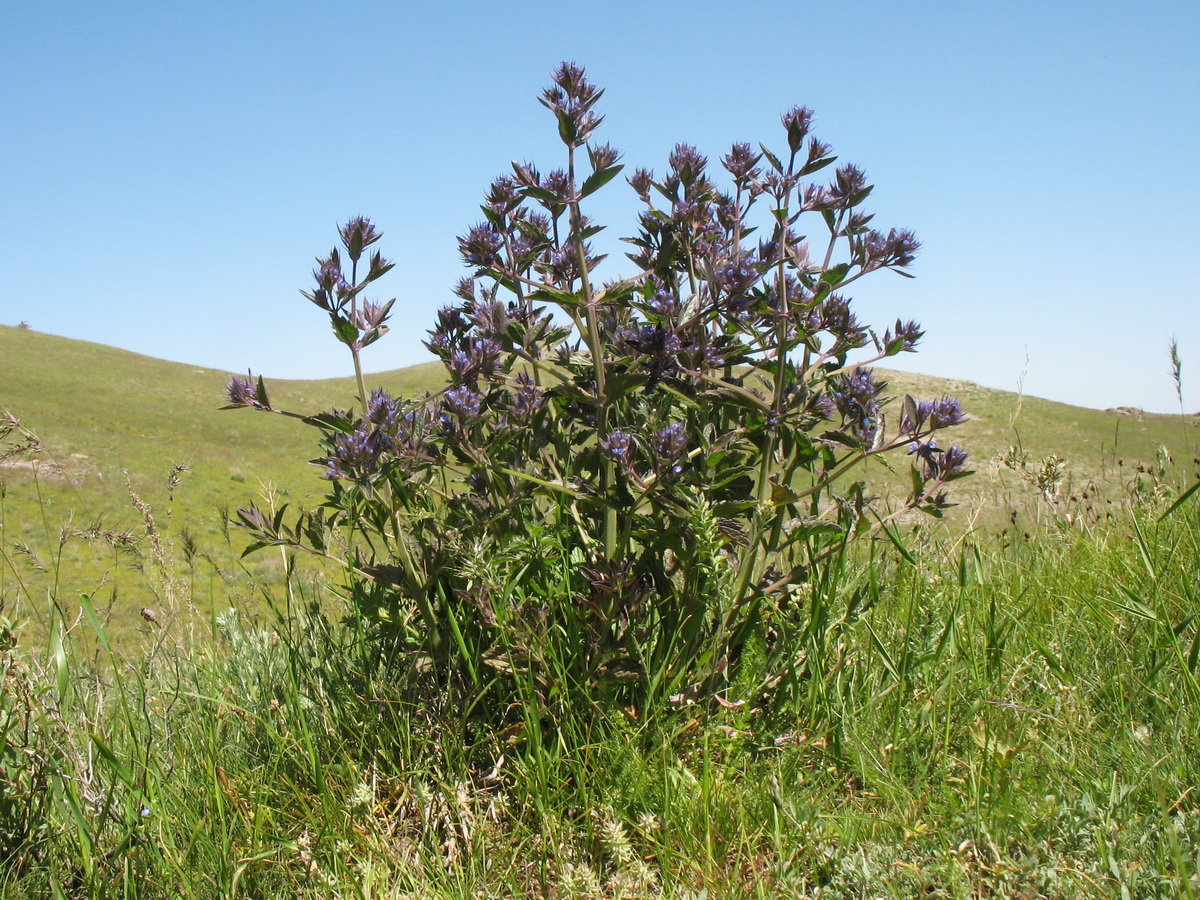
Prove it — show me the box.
[900,396,968,435]
[832,368,885,443]
[909,440,970,483]
[539,61,604,147]
[224,374,271,411]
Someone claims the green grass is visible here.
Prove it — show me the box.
[3,324,1200,895]
[3,323,1197,643]
[2,479,1198,897]
[0,325,446,641]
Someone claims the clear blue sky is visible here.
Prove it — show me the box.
[2,0,1197,412]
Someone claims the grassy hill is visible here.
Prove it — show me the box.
[2,324,1196,637]
[0,325,445,636]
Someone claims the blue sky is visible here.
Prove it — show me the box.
[2,0,1197,412]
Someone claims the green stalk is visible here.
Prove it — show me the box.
[568,142,618,560]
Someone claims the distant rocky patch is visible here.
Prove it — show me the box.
[1106,406,1146,420]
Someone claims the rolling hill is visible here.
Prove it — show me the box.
[2,324,1196,637]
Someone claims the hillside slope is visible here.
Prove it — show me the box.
[2,325,1196,634]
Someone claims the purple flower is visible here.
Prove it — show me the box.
[540,62,603,146]
[722,142,761,182]
[833,367,885,441]
[819,295,867,348]
[540,169,571,205]
[508,373,544,425]
[324,424,384,483]
[653,422,688,478]
[862,228,920,270]
[715,253,760,303]
[908,440,970,481]
[828,164,869,209]
[780,106,815,155]
[620,323,682,385]
[470,299,510,337]
[928,397,967,430]
[484,176,521,215]
[339,216,382,263]
[667,144,707,188]
[600,430,635,472]
[367,388,400,429]
[445,385,482,421]
[224,374,270,411]
[629,168,653,203]
[588,142,621,171]
[458,224,504,269]
[883,318,924,353]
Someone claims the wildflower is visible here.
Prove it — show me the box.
[861,228,920,270]
[484,176,521,216]
[600,430,635,473]
[781,105,815,155]
[223,374,271,411]
[928,396,967,430]
[367,388,401,429]
[588,142,621,171]
[444,385,482,421]
[667,143,707,189]
[820,296,867,348]
[715,251,759,293]
[459,224,504,269]
[324,424,385,483]
[828,164,869,208]
[654,422,688,478]
[882,318,924,353]
[629,168,653,203]
[722,142,761,182]
[620,323,682,386]
[508,373,544,425]
[339,216,382,263]
[908,440,970,481]
[540,62,604,146]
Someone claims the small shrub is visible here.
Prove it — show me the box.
[227,64,969,737]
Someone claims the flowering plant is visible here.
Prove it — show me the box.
[226,64,968,727]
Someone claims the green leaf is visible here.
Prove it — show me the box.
[1159,477,1200,521]
[821,263,851,288]
[865,620,900,681]
[50,619,69,700]
[880,520,917,565]
[799,155,836,176]
[758,143,783,174]
[581,164,624,198]
[1028,635,1067,675]
[769,478,802,506]
[80,594,111,654]
[303,411,356,433]
[1105,588,1158,621]
[521,183,561,205]
[91,735,136,789]
[330,314,359,347]
[254,375,271,409]
[530,285,581,310]
[909,464,926,500]
[556,108,577,146]
[849,185,874,207]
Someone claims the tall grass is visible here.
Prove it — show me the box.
[3,425,1198,896]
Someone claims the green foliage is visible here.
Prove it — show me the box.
[0,481,1198,896]
[231,65,972,737]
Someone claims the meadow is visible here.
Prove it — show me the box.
[3,321,1194,645]
[4,62,1200,898]
[3,324,1199,898]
